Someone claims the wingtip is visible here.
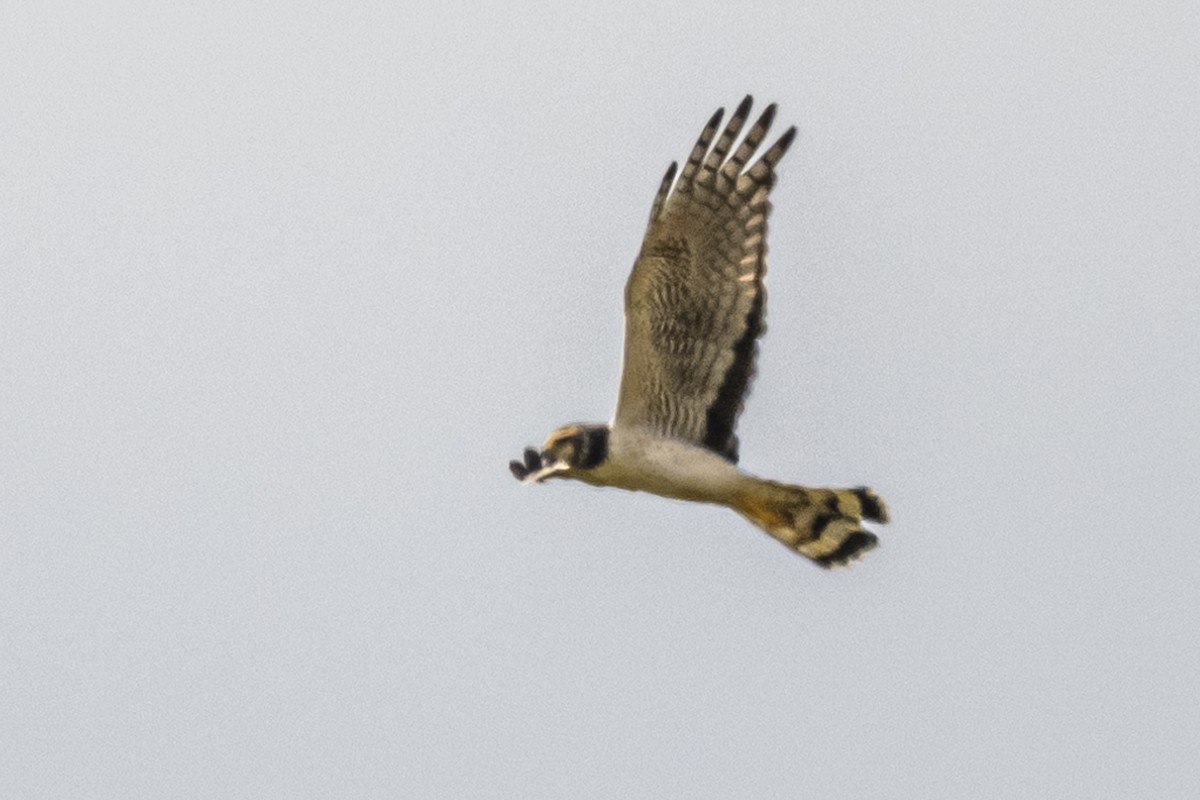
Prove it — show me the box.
[757,103,778,131]
[777,125,797,151]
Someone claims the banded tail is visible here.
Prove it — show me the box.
[734,481,890,568]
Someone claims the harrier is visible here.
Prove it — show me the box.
[510,97,889,568]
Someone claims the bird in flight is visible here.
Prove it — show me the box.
[510,96,888,568]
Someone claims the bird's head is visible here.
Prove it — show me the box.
[509,423,610,483]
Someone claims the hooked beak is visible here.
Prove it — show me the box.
[509,447,568,483]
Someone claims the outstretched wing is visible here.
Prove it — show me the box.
[613,96,796,463]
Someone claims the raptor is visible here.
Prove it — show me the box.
[510,97,888,568]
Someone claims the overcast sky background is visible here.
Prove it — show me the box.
[4,2,1198,798]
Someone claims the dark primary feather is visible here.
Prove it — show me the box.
[615,96,796,462]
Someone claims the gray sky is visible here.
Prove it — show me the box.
[4,2,1198,798]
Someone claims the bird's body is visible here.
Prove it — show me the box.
[511,97,888,568]
[575,425,744,503]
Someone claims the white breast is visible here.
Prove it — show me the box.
[587,426,746,504]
